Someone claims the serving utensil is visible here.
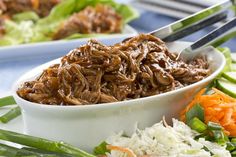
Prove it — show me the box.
[150,0,236,61]
[150,0,233,41]
[179,17,236,61]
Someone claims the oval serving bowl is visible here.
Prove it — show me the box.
[12,41,225,152]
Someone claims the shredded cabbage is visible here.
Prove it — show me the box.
[106,119,230,157]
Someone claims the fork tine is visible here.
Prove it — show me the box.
[179,17,236,61]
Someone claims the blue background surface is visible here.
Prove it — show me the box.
[0,10,235,95]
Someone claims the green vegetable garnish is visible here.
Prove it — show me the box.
[0,129,95,157]
[207,121,223,131]
[12,11,40,22]
[186,103,205,125]
[0,96,16,107]
[94,141,110,156]
[188,117,207,133]
[232,138,236,143]
[0,143,72,157]
[226,142,235,151]
[0,106,21,123]
[205,122,229,145]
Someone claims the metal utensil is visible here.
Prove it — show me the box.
[179,16,236,61]
[150,0,233,41]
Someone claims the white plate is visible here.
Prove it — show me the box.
[0,106,22,133]
[0,25,137,61]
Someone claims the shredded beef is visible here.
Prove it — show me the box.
[17,34,210,105]
[53,4,122,40]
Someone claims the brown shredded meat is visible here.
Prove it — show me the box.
[0,18,5,37]
[0,0,60,17]
[53,4,122,40]
[17,34,210,105]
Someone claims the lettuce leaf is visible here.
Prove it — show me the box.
[0,20,34,46]
[12,11,40,22]
[40,0,138,24]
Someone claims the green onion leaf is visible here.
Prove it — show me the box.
[207,122,229,145]
[231,150,236,157]
[0,106,21,123]
[0,129,95,157]
[186,103,205,125]
[226,142,236,151]
[207,122,222,131]
[189,117,207,133]
[0,96,16,107]
[93,141,110,156]
[232,138,236,143]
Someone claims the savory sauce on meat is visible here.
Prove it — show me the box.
[17,34,210,105]
[53,4,122,40]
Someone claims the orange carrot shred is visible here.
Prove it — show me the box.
[107,145,137,157]
[181,88,236,136]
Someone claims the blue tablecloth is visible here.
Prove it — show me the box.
[0,10,235,95]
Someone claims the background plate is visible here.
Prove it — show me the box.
[0,25,137,60]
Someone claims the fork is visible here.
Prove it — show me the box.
[149,0,236,61]
[179,16,236,61]
[150,0,233,41]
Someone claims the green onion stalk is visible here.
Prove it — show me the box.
[0,129,96,157]
[0,106,21,123]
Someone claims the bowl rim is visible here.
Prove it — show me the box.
[12,46,226,111]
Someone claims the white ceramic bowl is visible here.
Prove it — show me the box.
[13,42,225,152]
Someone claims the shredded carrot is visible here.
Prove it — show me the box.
[106,145,137,157]
[31,0,39,10]
[181,88,236,136]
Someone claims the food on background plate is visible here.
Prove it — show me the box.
[53,4,122,40]
[0,0,60,18]
[17,34,210,105]
[0,0,138,46]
